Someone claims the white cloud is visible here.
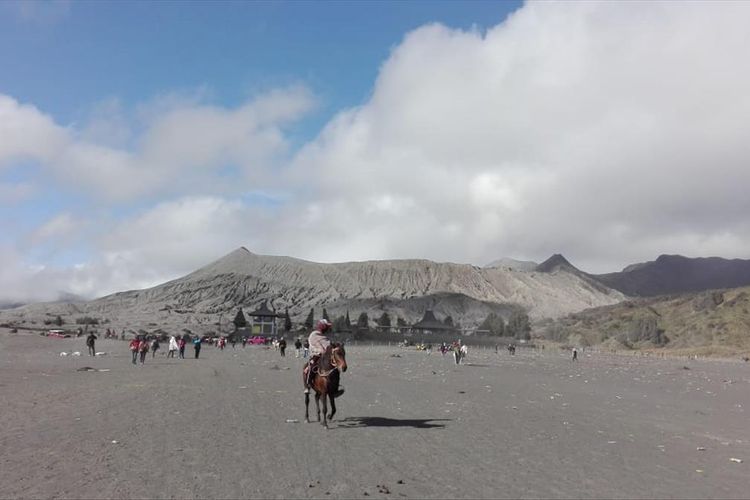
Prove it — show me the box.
[278,1,750,270]
[0,86,315,201]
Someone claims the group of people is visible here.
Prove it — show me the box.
[128,335,200,364]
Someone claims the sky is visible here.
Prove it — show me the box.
[2,0,750,303]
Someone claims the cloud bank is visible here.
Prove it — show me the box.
[2,2,750,302]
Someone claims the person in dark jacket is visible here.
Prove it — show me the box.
[86,332,97,356]
[193,336,202,359]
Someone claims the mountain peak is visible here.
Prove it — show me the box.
[536,254,577,273]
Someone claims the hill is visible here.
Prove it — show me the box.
[541,286,750,356]
[592,254,750,297]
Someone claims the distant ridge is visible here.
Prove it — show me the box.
[593,254,750,297]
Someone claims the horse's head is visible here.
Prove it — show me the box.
[331,342,347,372]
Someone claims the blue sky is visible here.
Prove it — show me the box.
[2,1,750,302]
[0,1,520,135]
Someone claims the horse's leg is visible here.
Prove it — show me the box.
[321,389,328,428]
[305,392,310,423]
[328,392,336,421]
[314,392,321,422]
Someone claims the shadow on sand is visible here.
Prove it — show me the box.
[337,416,450,429]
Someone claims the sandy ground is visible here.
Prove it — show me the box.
[1,330,749,499]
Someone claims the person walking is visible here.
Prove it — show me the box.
[151,337,160,358]
[138,338,149,364]
[572,347,578,361]
[193,336,202,359]
[167,335,178,358]
[279,338,287,357]
[129,337,140,365]
[178,336,186,359]
[294,338,302,358]
[302,339,310,358]
[86,332,97,356]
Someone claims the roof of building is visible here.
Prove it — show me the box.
[411,310,453,330]
[248,300,282,318]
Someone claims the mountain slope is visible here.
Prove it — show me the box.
[3,248,625,329]
[593,255,750,296]
[543,286,750,356]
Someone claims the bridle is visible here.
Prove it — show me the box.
[316,346,345,377]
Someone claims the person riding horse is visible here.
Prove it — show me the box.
[305,319,344,398]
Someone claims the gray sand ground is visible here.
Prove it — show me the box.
[1,331,749,499]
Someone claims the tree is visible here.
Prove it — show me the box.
[345,311,351,329]
[284,309,292,332]
[377,312,391,328]
[304,308,315,329]
[55,315,63,327]
[507,310,531,340]
[396,316,407,327]
[479,313,505,336]
[333,315,348,333]
[443,316,454,327]
[356,312,369,329]
[233,309,247,330]
[322,308,330,322]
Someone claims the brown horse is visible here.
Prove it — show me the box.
[303,343,348,428]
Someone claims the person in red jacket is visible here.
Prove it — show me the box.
[138,338,149,364]
[129,337,140,365]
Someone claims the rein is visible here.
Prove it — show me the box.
[314,348,342,378]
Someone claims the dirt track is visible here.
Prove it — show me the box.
[1,331,749,499]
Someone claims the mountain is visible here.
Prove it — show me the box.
[593,255,750,297]
[0,248,625,332]
[542,286,750,356]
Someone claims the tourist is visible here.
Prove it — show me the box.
[572,347,578,361]
[129,337,140,365]
[86,332,97,356]
[303,339,310,358]
[167,335,178,358]
[151,337,160,358]
[294,338,302,357]
[178,336,186,359]
[279,337,287,357]
[138,337,149,364]
[241,336,247,348]
[193,336,202,359]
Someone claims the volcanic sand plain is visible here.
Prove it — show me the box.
[1,330,749,499]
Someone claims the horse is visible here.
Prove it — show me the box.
[303,343,348,428]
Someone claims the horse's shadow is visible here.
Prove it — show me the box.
[337,416,450,429]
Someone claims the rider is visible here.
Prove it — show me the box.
[305,319,343,397]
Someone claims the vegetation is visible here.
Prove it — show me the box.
[479,312,505,336]
[284,309,292,332]
[304,308,314,329]
[75,316,98,325]
[507,311,531,340]
[233,308,247,329]
[356,312,369,329]
[377,312,391,328]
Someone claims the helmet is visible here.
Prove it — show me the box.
[317,319,332,333]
